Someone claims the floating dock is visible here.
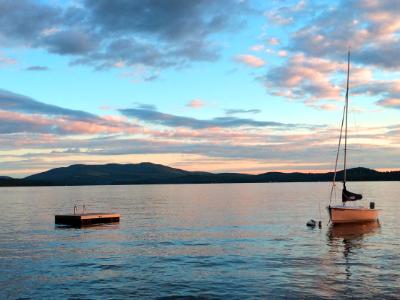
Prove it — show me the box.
[55,212,120,226]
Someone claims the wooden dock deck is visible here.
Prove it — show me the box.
[55,212,120,226]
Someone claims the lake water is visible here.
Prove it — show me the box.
[1,182,399,299]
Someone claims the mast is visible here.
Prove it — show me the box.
[343,50,350,187]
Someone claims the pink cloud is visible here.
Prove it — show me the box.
[280,0,400,70]
[2,114,399,177]
[348,67,374,87]
[277,50,288,57]
[250,44,264,52]
[265,54,343,102]
[308,103,338,111]
[0,110,53,125]
[235,54,265,68]
[186,99,204,108]
[0,110,142,135]
[261,0,400,110]
[58,118,140,135]
[0,52,17,66]
[268,37,280,45]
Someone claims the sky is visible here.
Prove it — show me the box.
[0,0,399,177]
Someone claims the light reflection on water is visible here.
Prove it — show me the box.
[0,182,399,299]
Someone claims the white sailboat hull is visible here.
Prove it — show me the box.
[328,205,379,224]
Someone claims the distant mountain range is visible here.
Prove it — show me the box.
[1,162,399,187]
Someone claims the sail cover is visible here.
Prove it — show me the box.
[342,187,363,202]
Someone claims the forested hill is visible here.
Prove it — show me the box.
[1,163,399,187]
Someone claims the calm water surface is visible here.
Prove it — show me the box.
[1,182,399,299]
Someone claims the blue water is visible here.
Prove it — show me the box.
[1,182,399,299]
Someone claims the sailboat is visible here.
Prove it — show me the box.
[327,51,379,224]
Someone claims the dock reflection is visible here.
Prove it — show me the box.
[327,221,380,279]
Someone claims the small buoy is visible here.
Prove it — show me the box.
[306,219,316,227]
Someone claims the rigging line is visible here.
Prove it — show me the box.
[329,103,346,205]
[343,50,351,186]
[350,105,362,154]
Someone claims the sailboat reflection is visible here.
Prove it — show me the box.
[327,221,380,279]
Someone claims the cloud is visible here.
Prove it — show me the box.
[265,1,306,26]
[264,54,343,102]
[352,79,400,109]
[71,37,174,70]
[0,0,251,72]
[235,54,265,68]
[6,123,395,171]
[307,103,338,111]
[0,89,144,135]
[268,37,280,45]
[376,98,400,109]
[357,42,400,69]
[0,88,97,120]
[0,111,55,134]
[277,50,288,57]
[99,105,113,111]
[119,107,310,129]
[120,64,161,83]
[133,103,157,110]
[0,0,61,45]
[143,74,159,82]
[0,111,140,135]
[0,89,398,176]
[261,0,400,108]
[266,11,293,26]
[250,45,264,52]
[25,66,49,71]
[284,0,400,67]
[225,109,261,115]
[186,99,204,108]
[42,29,99,55]
[0,52,16,65]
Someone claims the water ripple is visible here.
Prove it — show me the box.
[0,182,399,299]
